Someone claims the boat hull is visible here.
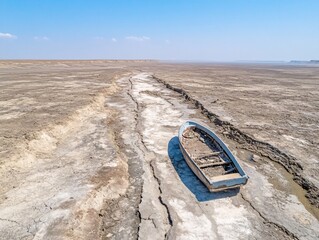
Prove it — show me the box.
[178,121,248,192]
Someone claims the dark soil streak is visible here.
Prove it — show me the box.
[100,77,144,240]
[127,77,145,239]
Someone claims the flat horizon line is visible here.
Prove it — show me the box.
[0,58,318,65]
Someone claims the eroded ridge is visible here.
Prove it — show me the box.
[152,75,319,208]
[0,74,133,239]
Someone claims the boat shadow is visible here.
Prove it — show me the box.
[168,136,239,202]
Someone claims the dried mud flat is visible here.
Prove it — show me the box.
[0,61,318,239]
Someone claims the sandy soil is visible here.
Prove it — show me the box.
[0,61,318,239]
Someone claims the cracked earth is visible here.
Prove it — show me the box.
[0,61,318,239]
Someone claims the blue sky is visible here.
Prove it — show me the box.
[1,0,319,61]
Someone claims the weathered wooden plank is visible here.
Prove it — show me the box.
[199,161,231,168]
[193,152,221,160]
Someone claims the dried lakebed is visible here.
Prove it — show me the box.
[0,62,318,239]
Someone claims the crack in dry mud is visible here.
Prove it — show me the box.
[0,218,34,238]
[127,77,146,239]
[153,75,319,208]
[0,218,21,226]
[150,160,174,230]
[240,193,299,240]
[127,76,173,239]
[140,216,157,229]
[100,95,143,239]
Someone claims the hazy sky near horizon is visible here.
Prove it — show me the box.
[1,0,319,61]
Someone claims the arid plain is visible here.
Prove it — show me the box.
[0,60,318,239]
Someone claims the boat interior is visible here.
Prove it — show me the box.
[181,127,241,181]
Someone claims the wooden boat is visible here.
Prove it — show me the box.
[178,121,248,192]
